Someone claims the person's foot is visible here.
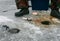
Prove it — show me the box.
[50,10,60,19]
[15,8,29,17]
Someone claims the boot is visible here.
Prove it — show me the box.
[15,8,29,17]
[50,9,60,19]
[50,0,60,19]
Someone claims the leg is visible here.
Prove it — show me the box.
[50,0,60,19]
[15,0,29,17]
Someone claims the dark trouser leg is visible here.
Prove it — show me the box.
[15,0,29,9]
[50,0,60,19]
[15,0,29,17]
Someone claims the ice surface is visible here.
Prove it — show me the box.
[0,0,60,41]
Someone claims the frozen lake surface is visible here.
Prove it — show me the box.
[0,0,60,41]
